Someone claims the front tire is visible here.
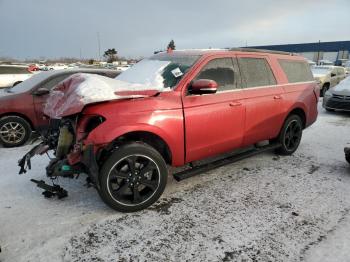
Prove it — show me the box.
[0,116,32,147]
[99,142,168,212]
[275,115,303,155]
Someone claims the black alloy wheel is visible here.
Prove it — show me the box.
[99,143,167,212]
[276,115,303,155]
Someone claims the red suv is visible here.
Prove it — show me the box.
[20,49,319,212]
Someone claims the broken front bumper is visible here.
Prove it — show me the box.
[18,140,100,187]
[18,142,50,174]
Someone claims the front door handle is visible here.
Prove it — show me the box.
[273,95,282,100]
[229,101,242,107]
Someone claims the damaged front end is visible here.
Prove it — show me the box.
[18,114,105,198]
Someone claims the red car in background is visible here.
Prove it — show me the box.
[0,68,119,147]
[28,64,40,72]
[20,49,319,212]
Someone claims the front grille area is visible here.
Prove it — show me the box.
[332,94,350,100]
[325,97,350,111]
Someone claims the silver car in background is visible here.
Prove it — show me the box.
[323,76,350,112]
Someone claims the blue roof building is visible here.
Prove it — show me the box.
[247,41,350,63]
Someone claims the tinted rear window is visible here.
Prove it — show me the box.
[238,57,276,88]
[278,60,314,83]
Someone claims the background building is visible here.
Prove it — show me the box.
[248,41,350,64]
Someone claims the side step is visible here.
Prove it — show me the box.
[173,143,281,181]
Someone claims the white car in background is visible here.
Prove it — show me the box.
[345,61,350,75]
[312,66,346,96]
[47,63,68,70]
[0,65,33,88]
[116,65,131,71]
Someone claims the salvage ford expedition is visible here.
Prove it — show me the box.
[19,48,319,212]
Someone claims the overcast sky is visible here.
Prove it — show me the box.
[0,0,349,60]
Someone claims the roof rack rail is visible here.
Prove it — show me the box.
[229,48,295,56]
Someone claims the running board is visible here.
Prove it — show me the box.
[173,143,281,182]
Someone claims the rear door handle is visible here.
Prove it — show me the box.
[273,95,282,100]
[229,101,242,107]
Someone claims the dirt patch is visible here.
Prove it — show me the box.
[148,197,183,215]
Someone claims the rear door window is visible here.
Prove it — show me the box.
[194,58,239,92]
[278,60,314,83]
[238,57,276,88]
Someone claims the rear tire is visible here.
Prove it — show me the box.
[0,116,32,147]
[275,115,303,155]
[321,83,330,97]
[98,142,168,212]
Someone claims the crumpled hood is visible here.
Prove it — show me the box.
[330,77,350,96]
[44,73,168,119]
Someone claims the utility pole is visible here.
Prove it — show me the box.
[79,48,82,60]
[97,32,101,61]
[317,40,321,65]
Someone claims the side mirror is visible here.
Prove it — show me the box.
[189,79,218,95]
[331,73,336,77]
[33,87,50,96]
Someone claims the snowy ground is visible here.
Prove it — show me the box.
[1,101,350,262]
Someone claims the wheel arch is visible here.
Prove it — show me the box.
[101,131,173,165]
[286,107,306,128]
[0,112,34,130]
[322,82,330,88]
[13,81,23,87]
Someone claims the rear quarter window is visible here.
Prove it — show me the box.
[238,57,276,88]
[278,60,314,83]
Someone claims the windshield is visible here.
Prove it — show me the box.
[9,71,55,93]
[312,67,331,75]
[116,54,201,89]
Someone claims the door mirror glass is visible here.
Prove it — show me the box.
[33,87,50,96]
[331,73,336,77]
[189,79,218,94]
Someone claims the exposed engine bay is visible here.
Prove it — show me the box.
[18,116,102,198]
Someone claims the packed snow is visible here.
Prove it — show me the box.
[1,101,350,262]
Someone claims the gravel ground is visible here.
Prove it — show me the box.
[1,101,350,262]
